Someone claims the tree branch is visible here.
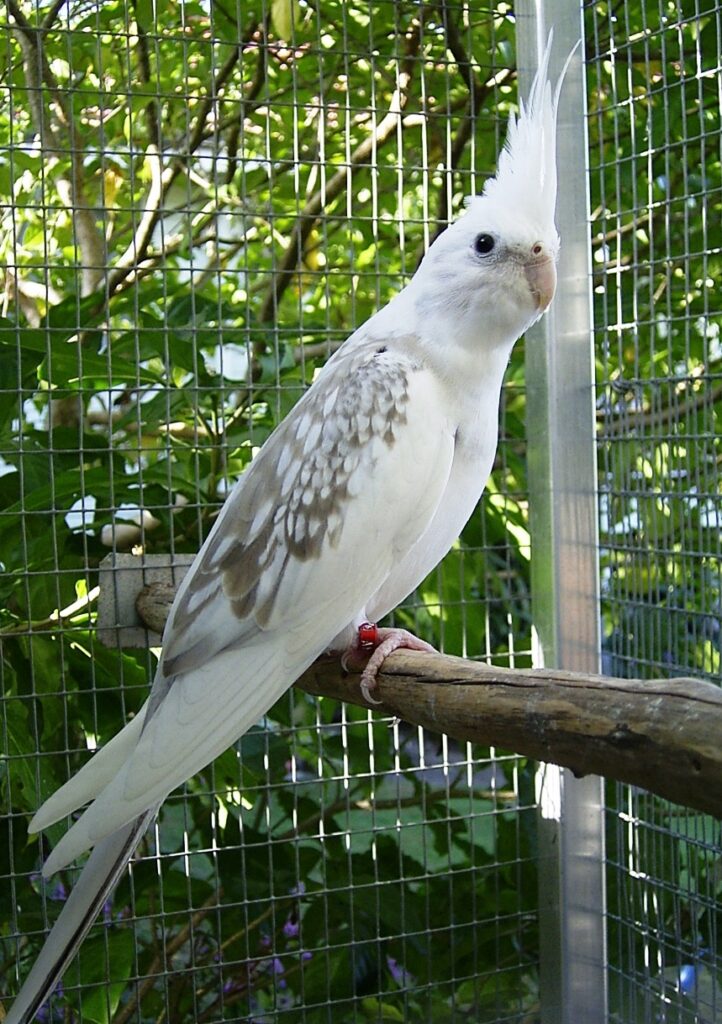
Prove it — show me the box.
[186,39,246,157]
[598,380,722,438]
[428,8,514,245]
[112,892,220,1024]
[7,0,106,296]
[224,37,269,184]
[118,567,722,819]
[132,0,162,151]
[258,17,423,324]
[106,18,268,297]
[296,652,722,819]
[108,144,164,289]
[41,0,67,32]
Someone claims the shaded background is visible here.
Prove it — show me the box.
[0,1,719,1021]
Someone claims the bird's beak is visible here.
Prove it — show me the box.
[524,253,557,312]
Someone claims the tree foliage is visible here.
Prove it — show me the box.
[0,0,719,1021]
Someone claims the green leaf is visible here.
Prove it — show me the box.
[0,318,163,387]
[361,998,406,1021]
[77,931,135,1024]
[2,699,56,813]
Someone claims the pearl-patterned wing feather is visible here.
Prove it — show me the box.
[157,335,426,682]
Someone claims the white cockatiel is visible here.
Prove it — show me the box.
[6,37,573,1024]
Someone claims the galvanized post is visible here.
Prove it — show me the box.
[516,5,608,1023]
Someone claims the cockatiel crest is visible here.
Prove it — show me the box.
[5,33,578,1024]
[478,43,560,235]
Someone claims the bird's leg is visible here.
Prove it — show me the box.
[342,622,437,705]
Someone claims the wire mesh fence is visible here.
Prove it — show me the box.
[0,0,720,1022]
[1,2,539,1021]
[587,0,722,1021]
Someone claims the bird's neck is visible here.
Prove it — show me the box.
[411,293,517,399]
[366,281,518,406]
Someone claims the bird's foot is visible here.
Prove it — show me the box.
[342,623,436,706]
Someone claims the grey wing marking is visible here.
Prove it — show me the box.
[162,339,416,675]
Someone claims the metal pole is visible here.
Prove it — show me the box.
[516,5,608,1023]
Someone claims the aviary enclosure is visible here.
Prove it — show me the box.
[0,1,720,1022]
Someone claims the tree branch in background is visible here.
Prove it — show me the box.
[186,36,247,157]
[425,7,514,251]
[132,0,162,151]
[107,144,165,291]
[111,893,220,1024]
[7,0,107,296]
[292,338,345,365]
[258,17,424,324]
[40,0,68,32]
[106,17,269,297]
[597,378,722,437]
[225,32,269,184]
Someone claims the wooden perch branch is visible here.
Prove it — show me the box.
[295,653,722,819]
[126,569,722,819]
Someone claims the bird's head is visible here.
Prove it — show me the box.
[411,36,574,351]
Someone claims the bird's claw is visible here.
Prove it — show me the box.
[360,671,384,705]
[346,624,437,706]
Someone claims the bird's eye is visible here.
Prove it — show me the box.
[473,233,495,256]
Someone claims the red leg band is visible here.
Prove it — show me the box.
[357,622,379,650]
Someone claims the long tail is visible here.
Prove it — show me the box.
[4,809,157,1024]
[28,706,149,838]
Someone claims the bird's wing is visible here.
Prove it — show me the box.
[37,335,457,874]
[152,337,423,674]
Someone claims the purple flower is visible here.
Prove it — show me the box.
[36,980,63,1022]
[49,881,67,902]
[289,881,305,896]
[259,956,287,989]
[283,917,299,939]
[386,955,414,988]
[301,950,313,961]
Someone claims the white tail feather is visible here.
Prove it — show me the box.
[40,642,290,876]
[28,705,148,835]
